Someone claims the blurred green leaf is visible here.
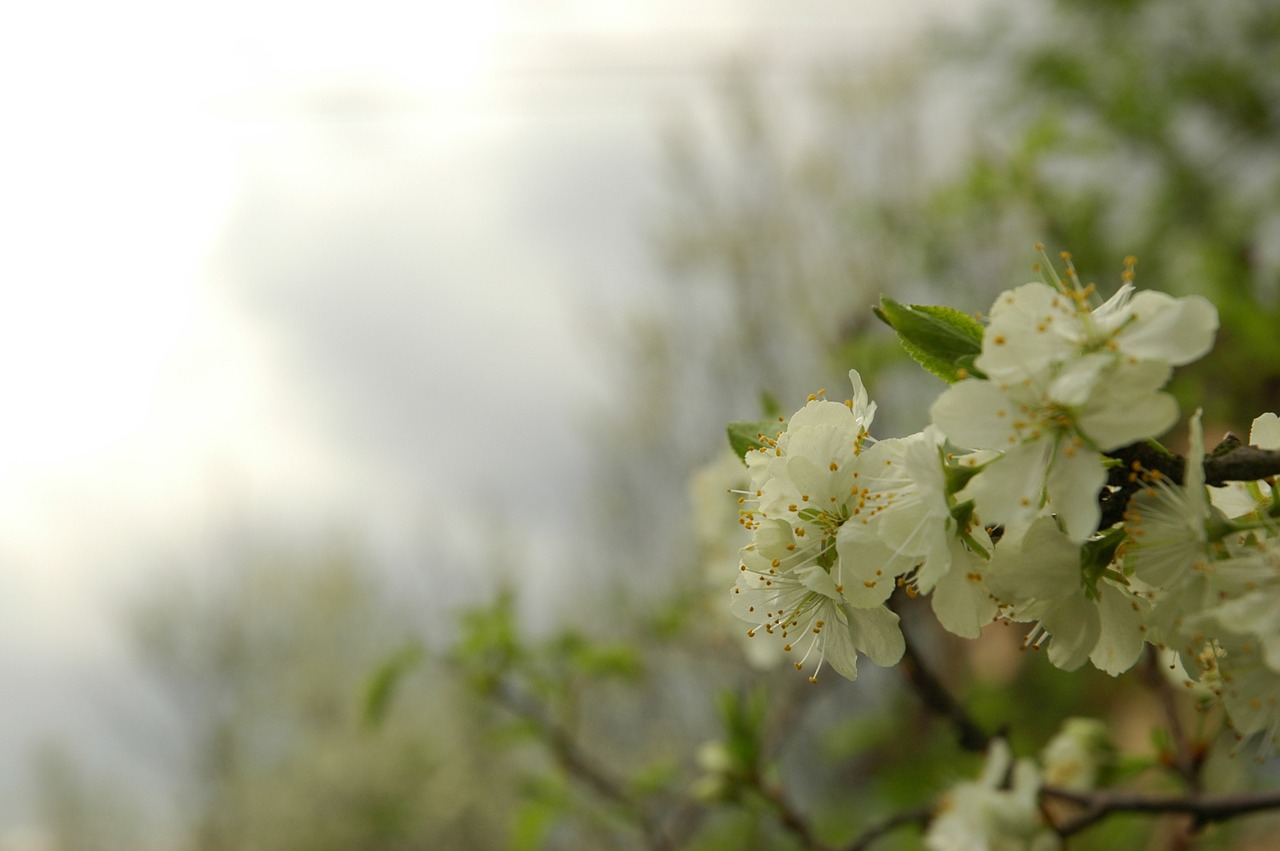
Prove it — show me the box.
[511,799,561,851]
[628,758,679,797]
[727,419,785,461]
[362,641,424,728]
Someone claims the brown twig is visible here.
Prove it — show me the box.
[1139,645,1205,789]
[488,679,677,851]
[1041,785,1280,837]
[1105,441,1280,489]
[893,589,992,752]
[840,805,933,851]
[1099,440,1280,529]
[1203,445,1280,487]
[748,771,837,851]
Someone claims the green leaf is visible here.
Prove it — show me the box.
[568,640,644,680]
[874,297,985,383]
[511,802,558,851]
[362,641,424,728]
[727,419,785,461]
[627,759,679,796]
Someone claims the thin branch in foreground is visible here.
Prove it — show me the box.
[840,805,932,851]
[1041,786,1280,837]
[1139,645,1206,789]
[893,590,992,753]
[749,773,837,851]
[487,679,677,851]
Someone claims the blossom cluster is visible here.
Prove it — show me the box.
[924,718,1112,851]
[727,251,1280,743]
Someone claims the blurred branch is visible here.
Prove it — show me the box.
[1139,645,1206,789]
[760,680,823,761]
[893,590,993,753]
[1202,445,1280,487]
[1041,785,1280,837]
[487,678,679,851]
[747,771,837,851]
[840,806,932,851]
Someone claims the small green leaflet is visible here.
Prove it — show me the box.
[727,419,785,461]
[361,641,424,728]
[873,297,986,384]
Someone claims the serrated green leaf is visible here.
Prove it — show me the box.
[911,303,985,344]
[897,333,964,383]
[875,297,985,383]
[727,419,785,461]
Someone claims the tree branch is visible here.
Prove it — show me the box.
[748,771,837,851]
[840,806,932,851]
[1041,786,1280,837]
[1100,440,1280,528]
[488,679,677,851]
[1106,441,1280,490]
[1139,645,1205,789]
[893,590,992,753]
[1203,445,1280,487]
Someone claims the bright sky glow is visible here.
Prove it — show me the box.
[0,0,987,839]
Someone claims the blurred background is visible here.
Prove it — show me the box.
[3,0,1280,848]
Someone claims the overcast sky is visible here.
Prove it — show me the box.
[0,0,991,840]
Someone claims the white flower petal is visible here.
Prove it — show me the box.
[967,441,1052,531]
[849,604,905,667]
[1076,362,1178,450]
[821,610,862,681]
[1089,583,1148,675]
[834,531,907,606]
[931,541,998,639]
[1042,595,1101,672]
[1045,440,1107,542]
[1251,412,1280,448]
[930,380,1020,449]
[1115,291,1218,366]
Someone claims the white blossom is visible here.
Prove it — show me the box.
[731,371,904,681]
[988,518,1148,675]
[925,739,1060,851]
[731,546,903,682]
[1040,718,1112,791]
[933,353,1177,543]
[977,274,1216,385]
[837,427,998,637]
[933,262,1217,544]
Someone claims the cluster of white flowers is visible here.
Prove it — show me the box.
[924,738,1059,851]
[925,720,1112,850]
[730,373,906,682]
[728,250,1280,743]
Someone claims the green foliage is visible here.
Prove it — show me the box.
[874,297,985,384]
[727,418,785,461]
[31,742,145,851]
[362,640,425,728]
[715,689,768,792]
[468,0,1280,843]
[128,551,514,850]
